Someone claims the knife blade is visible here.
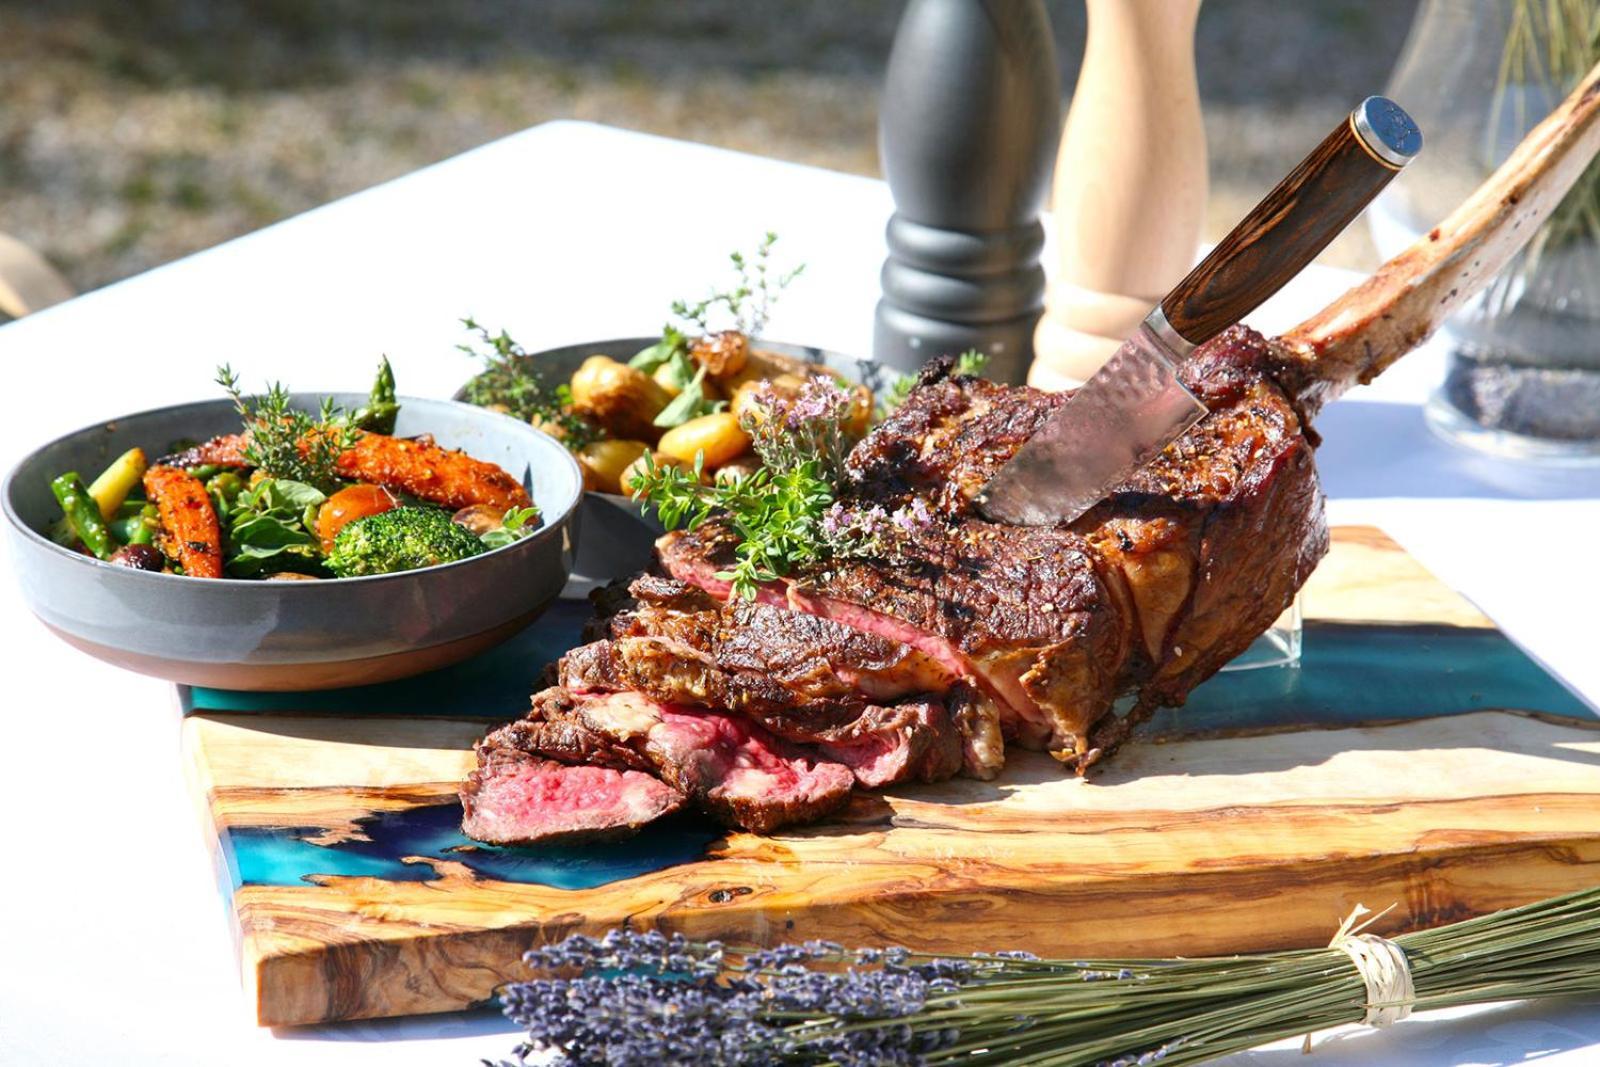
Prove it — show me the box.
[977,95,1422,526]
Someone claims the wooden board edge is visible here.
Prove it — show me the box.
[238,829,1600,1026]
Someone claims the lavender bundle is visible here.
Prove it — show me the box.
[489,886,1600,1066]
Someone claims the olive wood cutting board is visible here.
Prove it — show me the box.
[179,526,1600,1027]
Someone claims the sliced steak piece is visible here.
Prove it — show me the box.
[561,690,855,833]
[811,700,964,788]
[459,747,685,846]
[600,576,957,702]
[482,714,654,772]
[658,521,1133,763]
[656,334,1322,769]
[560,631,968,787]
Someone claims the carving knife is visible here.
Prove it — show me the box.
[977,96,1422,526]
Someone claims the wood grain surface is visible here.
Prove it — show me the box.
[181,528,1600,1026]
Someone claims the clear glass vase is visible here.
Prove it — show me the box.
[1369,0,1600,462]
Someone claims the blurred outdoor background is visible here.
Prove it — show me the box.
[1,0,1418,295]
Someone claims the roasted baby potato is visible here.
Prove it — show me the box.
[569,355,670,440]
[845,383,874,437]
[657,412,751,470]
[578,438,650,495]
[713,452,762,483]
[690,330,749,380]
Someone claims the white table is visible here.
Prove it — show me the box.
[1,122,1596,1066]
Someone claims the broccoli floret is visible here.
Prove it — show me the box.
[326,506,485,577]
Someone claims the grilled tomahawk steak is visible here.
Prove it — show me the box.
[461,63,1600,842]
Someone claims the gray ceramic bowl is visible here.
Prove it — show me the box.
[3,395,583,690]
[456,337,883,583]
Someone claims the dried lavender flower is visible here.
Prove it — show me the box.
[499,888,1600,1066]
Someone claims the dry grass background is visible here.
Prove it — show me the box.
[0,0,1418,295]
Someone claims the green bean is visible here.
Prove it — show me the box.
[108,516,142,542]
[50,472,115,559]
[109,507,159,545]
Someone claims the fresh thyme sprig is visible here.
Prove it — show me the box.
[633,376,858,598]
[670,231,805,340]
[457,318,598,448]
[638,455,838,599]
[215,365,358,495]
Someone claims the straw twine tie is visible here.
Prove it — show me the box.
[1304,904,1415,1052]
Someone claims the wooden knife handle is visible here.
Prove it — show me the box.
[1159,96,1421,346]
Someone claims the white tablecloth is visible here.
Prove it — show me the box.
[1,122,1596,1066]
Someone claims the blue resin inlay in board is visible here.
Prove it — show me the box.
[222,804,721,890]
[203,606,1594,894]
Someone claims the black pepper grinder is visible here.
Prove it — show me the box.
[874,0,1062,385]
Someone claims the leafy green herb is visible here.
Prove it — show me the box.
[627,325,691,373]
[954,349,990,377]
[670,232,804,340]
[457,318,598,449]
[221,477,327,577]
[216,366,359,495]
[653,365,728,428]
[629,326,726,428]
[479,505,542,550]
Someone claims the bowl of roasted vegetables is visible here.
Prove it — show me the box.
[455,323,885,580]
[453,234,890,581]
[3,359,583,690]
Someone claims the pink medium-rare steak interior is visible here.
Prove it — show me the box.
[572,691,856,834]
[459,749,685,846]
[581,573,1003,780]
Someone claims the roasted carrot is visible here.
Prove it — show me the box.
[158,433,251,470]
[143,465,224,578]
[336,432,531,512]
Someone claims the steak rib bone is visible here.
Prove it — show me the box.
[1282,59,1600,414]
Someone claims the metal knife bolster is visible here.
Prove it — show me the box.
[974,308,1208,526]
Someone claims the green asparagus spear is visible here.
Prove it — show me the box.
[51,472,115,559]
[350,355,399,434]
